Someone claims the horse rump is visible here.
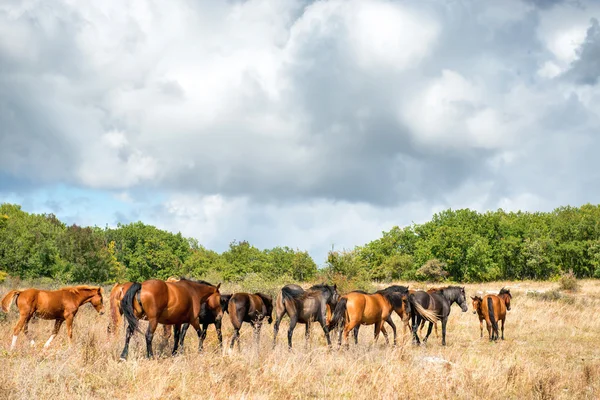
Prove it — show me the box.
[487,296,499,340]
[121,282,143,334]
[1,290,22,313]
[327,297,348,330]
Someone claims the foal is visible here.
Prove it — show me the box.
[472,288,512,341]
[2,285,104,350]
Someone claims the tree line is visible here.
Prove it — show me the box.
[2,202,600,284]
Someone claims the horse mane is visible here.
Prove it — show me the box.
[351,290,370,294]
[499,287,512,298]
[472,295,483,301]
[176,277,216,287]
[62,285,103,295]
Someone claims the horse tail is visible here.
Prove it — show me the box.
[327,297,348,330]
[408,294,439,323]
[1,290,22,313]
[280,286,298,315]
[487,297,498,337]
[121,282,143,334]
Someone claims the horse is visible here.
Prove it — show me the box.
[409,286,468,346]
[273,283,339,348]
[328,286,410,347]
[119,278,222,359]
[472,288,512,341]
[107,281,173,340]
[414,287,444,338]
[1,285,104,350]
[228,292,273,350]
[177,285,231,351]
[346,286,412,345]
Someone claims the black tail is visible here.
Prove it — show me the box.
[121,282,142,334]
[327,297,348,330]
[487,297,498,339]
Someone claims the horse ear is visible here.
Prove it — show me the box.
[216,283,221,291]
[333,284,337,290]
[470,296,475,300]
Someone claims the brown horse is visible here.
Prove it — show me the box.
[228,292,273,350]
[273,283,339,348]
[119,278,222,359]
[328,286,411,347]
[107,282,171,340]
[347,286,412,345]
[471,288,512,341]
[413,287,443,338]
[1,285,105,350]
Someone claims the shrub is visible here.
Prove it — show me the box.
[416,259,449,282]
[559,269,580,292]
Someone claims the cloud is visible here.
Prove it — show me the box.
[2,0,600,261]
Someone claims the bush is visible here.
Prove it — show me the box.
[416,259,449,282]
[0,270,8,284]
[559,269,580,292]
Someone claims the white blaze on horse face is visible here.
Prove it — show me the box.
[44,334,56,348]
[11,335,17,350]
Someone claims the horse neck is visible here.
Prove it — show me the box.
[73,288,98,306]
[441,289,459,305]
[498,293,510,305]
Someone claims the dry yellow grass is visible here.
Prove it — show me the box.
[1,280,599,399]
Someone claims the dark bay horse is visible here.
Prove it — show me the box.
[178,289,231,351]
[345,286,412,345]
[107,282,171,340]
[273,283,339,348]
[409,286,468,346]
[1,285,104,350]
[328,286,410,347]
[119,278,222,359]
[472,288,512,341]
[228,292,273,350]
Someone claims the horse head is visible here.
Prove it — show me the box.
[91,287,105,315]
[499,287,512,311]
[470,295,483,315]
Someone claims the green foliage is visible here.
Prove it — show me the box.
[415,259,449,282]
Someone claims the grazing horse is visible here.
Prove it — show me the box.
[107,281,172,340]
[228,292,273,350]
[472,288,512,341]
[273,283,339,348]
[328,286,410,347]
[1,285,104,350]
[347,286,412,345]
[409,286,468,346]
[119,278,222,360]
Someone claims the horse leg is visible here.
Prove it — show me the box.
[215,320,223,349]
[65,314,75,345]
[411,314,421,345]
[179,323,190,352]
[11,313,31,350]
[479,318,483,338]
[198,322,209,351]
[374,321,384,344]
[43,319,63,349]
[254,320,263,350]
[501,318,505,340]
[485,317,493,341]
[273,308,286,349]
[419,319,426,337]
[172,324,181,356]
[343,320,359,349]
[318,316,332,347]
[22,315,35,347]
[287,315,298,349]
[304,321,311,348]
[353,326,359,345]
[441,317,448,346]
[145,319,158,359]
[189,318,204,353]
[230,323,241,351]
[386,316,397,346]
[119,324,135,360]
[423,321,433,344]
[434,322,439,338]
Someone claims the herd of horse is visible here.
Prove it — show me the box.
[0,277,512,359]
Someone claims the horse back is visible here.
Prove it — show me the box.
[483,295,506,320]
[20,288,71,319]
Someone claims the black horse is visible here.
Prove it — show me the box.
[409,286,468,346]
[177,293,231,351]
[347,285,411,345]
[228,292,273,350]
[273,283,339,348]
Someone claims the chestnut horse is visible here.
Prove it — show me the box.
[328,286,411,347]
[228,292,273,350]
[119,278,222,359]
[346,286,412,345]
[273,283,339,348]
[107,282,171,340]
[471,288,512,341]
[1,285,104,350]
[409,286,468,346]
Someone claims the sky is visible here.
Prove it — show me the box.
[1,0,600,266]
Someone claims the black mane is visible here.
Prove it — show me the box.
[499,287,512,298]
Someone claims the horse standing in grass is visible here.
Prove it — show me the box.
[107,281,172,340]
[328,286,411,347]
[1,285,105,350]
[346,286,412,345]
[228,292,273,350]
[273,284,339,348]
[119,278,222,359]
[409,286,468,346]
[471,288,512,341]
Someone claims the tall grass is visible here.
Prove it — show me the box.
[0,280,599,399]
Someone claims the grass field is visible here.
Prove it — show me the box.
[0,280,599,399]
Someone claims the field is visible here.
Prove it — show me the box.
[0,280,599,399]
